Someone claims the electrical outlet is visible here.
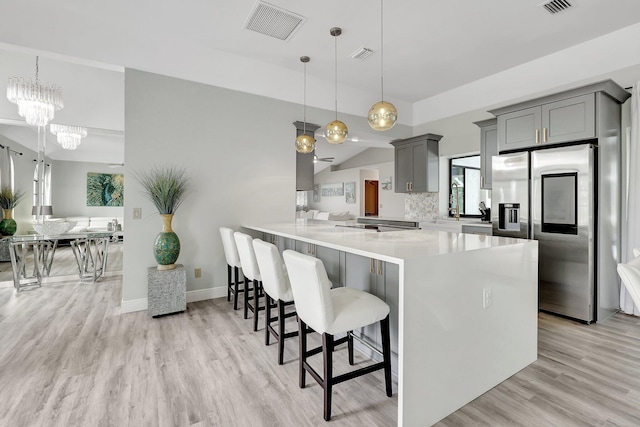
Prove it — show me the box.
[194,268,202,278]
[483,288,492,309]
[133,208,142,219]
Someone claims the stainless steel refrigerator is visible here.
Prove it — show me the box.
[492,143,606,323]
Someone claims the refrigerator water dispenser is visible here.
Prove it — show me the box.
[498,203,520,231]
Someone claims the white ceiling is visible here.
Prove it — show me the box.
[0,0,639,170]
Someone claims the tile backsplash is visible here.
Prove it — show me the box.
[405,193,439,220]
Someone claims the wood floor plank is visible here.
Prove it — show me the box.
[1,267,640,426]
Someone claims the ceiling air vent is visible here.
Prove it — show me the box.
[540,0,573,15]
[350,47,374,61]
[244,1,306,41]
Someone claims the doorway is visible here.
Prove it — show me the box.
[364,180,379,216]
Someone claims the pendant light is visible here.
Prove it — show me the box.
[368,0,397,131]
[325,27,348,144]
[295,56,316,154]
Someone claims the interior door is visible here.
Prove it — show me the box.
[364,180,378,216]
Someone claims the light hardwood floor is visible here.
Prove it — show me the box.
[0,272,639,426]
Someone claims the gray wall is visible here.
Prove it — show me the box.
[50,160,125,219]
[123,69,298,304]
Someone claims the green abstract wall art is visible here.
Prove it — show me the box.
[87,173,124,206]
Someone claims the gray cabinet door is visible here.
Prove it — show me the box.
[395,144,412,193]
[542,94,595,144]
[498,105,541,152]
[480,124,497,189]
[384,262,400,358]
[344,253,379,345]
[315,245,342,287]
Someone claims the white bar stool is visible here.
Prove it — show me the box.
[234,231,264,331]
[282,250,392,421]
[253,239,298,365]
[617,256,640,310]
[219,227,245,310]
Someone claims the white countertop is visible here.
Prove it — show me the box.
[245,220,522,264]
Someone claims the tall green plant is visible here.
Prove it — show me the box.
[135,166,190,214]
[0,187,25,209]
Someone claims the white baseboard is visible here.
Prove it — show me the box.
[187,286,227,303]
[120,297,148,313]
[120,286,226,314]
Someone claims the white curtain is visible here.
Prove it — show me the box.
[0,146,14,191]
[621,82,640,316]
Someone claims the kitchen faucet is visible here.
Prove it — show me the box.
[449,183,460,221]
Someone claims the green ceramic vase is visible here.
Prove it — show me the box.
[0,209,17,236]
[154,214,180,270]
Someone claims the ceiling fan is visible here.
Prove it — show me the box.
[313,153,334,164]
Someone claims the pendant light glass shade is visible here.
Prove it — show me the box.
[296,56,316,154]
[325,120,348,144]
[368,0,397,131]
[295,133,315,153]
[368,101,397,131]
[325,27,348,144]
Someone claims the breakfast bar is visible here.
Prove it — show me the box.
[244,220,538,426]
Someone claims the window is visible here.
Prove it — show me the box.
[449,155,490,218]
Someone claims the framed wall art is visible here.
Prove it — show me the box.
[87,173,124,206]
[345,181,356,204]
[321,182,344,197]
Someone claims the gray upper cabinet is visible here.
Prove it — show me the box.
[474,118,497,189]
[490,81,629,153]
[497,106,541,151]
[542,94,595,144]
[391,133,442,193]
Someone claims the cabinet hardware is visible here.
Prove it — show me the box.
[543,127,548,143]
[370,258,374,273]
[481,176,485,187]
[535,128,540,144]
[376,260,383,276]
[406,182,410,192]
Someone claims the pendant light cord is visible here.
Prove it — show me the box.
[35,56,40,84]
[334,34,338,121]
[380,0,384,102]
[303,60,307,134]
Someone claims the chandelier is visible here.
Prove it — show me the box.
[7,56,63,127]
[50,124,87,150]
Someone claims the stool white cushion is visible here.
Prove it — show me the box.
[283,250,389,335]
[219,227,242,269]
[234,232,261,282]
[617,255,640,311]
[252,239,293,303]
[633,248,640,258]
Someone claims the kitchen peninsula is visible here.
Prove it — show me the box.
[243,221,538,426]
